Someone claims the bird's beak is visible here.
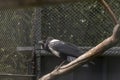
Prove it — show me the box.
[38,40,44,49]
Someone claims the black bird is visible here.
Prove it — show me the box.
[39,37,83,62]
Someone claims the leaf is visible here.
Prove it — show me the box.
[1,48,5,52]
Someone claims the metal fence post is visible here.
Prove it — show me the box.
[33,8,42,80]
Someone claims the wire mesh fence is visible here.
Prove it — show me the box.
[41,0,120,46]
[0,0,120,80]
[0,8,35,80]
[40,0,120,79]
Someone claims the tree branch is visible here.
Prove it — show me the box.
[100,0,118,24]
[39,0,120,80]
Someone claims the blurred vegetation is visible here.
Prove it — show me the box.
[0,8,34,80]
[0,0,120,80]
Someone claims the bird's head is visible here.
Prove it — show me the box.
[44,37,54,49]
[38,37,54,50]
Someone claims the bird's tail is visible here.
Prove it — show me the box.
[67,56,76,62]
[67,56,95,68]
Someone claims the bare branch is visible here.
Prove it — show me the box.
[100,0,118,24]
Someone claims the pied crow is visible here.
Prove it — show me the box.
[39,37,83,62]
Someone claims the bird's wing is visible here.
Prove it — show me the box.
[48,41,83,57]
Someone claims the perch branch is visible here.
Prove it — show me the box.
[39,0,120,79]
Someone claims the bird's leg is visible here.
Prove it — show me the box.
[55,60,66,70]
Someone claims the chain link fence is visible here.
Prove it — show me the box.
[0,0,120,80]
[40,0,120,79]
[0,8,35,80]
[41,0,120,46]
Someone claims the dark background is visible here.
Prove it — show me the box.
[0,0,120,80]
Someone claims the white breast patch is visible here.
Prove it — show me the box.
[50,39,60,43]
[49,47,60,57]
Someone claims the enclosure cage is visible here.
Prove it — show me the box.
[0,0,120,80]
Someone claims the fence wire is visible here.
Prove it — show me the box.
[0,8,35,80]
[41,0,120,46]
[40,0,120,79]
[0,0,120,80]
